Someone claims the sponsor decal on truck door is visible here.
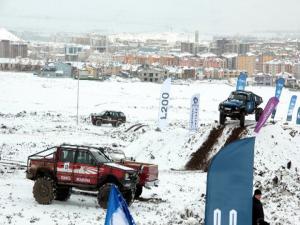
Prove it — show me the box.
[57,149,75,182]
[73,151,98,185]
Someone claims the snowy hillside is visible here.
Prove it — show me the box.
[0,72,299,225]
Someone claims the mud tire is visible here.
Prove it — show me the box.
[33,177,55,205]
[123,189,134,206]
[240,112,245,127]
[134,185,143,199]
[55,186,71,201]
[219,112,226,125]
[255,107,263,122]
[97,183,113,209]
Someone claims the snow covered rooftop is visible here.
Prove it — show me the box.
[222,53,238,58]
[197,52,217,58]
[0,28,22,42]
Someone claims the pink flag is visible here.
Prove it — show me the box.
[254,97,279,133]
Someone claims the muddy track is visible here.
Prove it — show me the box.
[133,124,148,132]
[125,123,142,132]
[185,126,225,171]
[222,126,247,147]
[202,126,247,171]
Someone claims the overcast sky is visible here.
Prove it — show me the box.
[0,0,300,34]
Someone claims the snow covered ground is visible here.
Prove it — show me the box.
[0,72,299,225]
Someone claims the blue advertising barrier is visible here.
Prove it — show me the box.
[205,137,255,225]
[236,72,247,91]
[297,107,300,125]
[271,77,285,119]
[286,95,297,122]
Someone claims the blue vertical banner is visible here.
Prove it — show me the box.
[205,137,255,225]
[236,72,247,91]
[271,77,285,119]
[286,95,297,121]
[189,94,200,131]
[104,185,136,225]
[158,78,171,130]
[297,107,300,125]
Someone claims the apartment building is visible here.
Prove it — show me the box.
[237,55,256,76]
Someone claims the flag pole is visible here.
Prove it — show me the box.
[76,62,80,126]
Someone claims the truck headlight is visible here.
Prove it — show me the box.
[124,173,130,180]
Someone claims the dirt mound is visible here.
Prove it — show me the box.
[185,126,225,170]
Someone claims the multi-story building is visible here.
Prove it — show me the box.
[237,55,256,76]
[265,60,282,75]
[223,69,241,78]
[195,31,199,43]
[181,42,194,54]
[293,63,300,80]
[0,28,28,58]
[182,68,196,79]
[214,38,237,56]
[238,43,250,55]
[10,43,28,58]
[256,54,274,73]
[137,65,168,82]
[253,74,274,86]
[91,36,108,53]
[65,45,83,61]
[0,40,10,57]
[222,53,238,70]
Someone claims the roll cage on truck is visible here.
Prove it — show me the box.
[26,144,139,209]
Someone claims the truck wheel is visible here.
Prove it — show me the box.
[255,108,263,122]
[134,185,143,199]
[96,120,102,126]
[123,189,134,206]
[55,185,71,201]
[219,112,226,125]
[240,112,245,127]
[33,177,55,205]
[97,183,113,209]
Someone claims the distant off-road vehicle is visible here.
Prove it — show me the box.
[91,111,126,127]
[26,144,138,209]
[103,148,159,199]
[218,90,263,127]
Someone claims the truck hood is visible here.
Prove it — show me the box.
[104,162,136,172]
[221,99,244,108]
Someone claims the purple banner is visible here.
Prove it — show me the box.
[254,97,279,133]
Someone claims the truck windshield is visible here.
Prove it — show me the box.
[90,149,111,163]
[229,93,247,101]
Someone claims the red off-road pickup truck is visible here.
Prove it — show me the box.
[26,144,139,208]
[103,148,159,198]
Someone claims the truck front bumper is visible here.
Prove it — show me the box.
[144,179,159,189]
[26,171,34,180]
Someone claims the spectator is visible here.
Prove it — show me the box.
[252,189,270,225]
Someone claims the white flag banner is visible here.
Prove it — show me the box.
[189,94,200,131]
[158,78,171,130]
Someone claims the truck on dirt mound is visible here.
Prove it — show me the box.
[103,148,159,199]
[26,144,138,209]
[91,110,126,127]
[218,90,263,127]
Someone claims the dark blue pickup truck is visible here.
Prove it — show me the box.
[218,90,263,127]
